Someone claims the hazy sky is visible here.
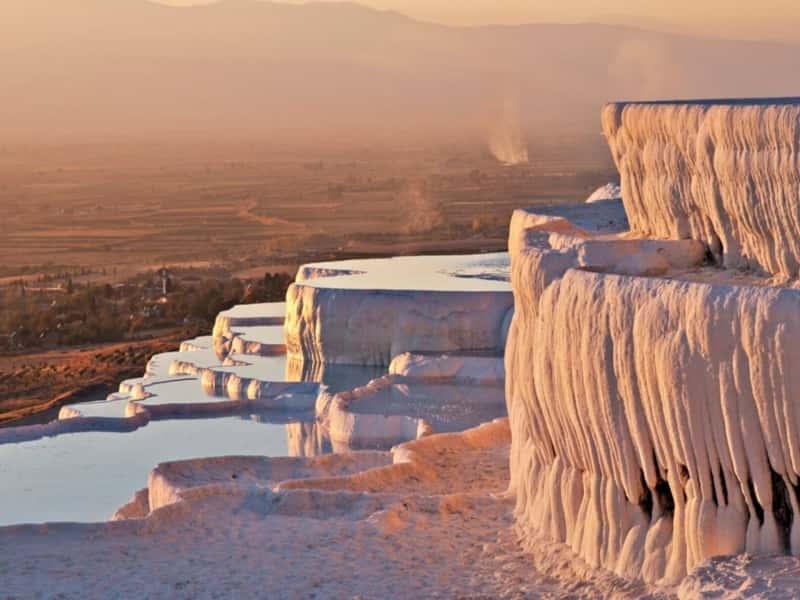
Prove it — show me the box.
[7,0,800,139]
[159,0,800,40]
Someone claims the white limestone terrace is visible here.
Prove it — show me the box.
[509,98,800,587]
[586,182,622,204]
[146,345,221,379]
[286,253,514,366]
[212,302,287,359]
[179,335,214,353]
[0,249,518,529]
[389,351,505,385]
[316,373,506,452]
[603,97,800,279]
[0,306,319,523]
[213,302,286,331]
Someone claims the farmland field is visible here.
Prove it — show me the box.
[0,135,615,279]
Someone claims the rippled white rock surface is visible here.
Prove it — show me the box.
[603,98,800,278]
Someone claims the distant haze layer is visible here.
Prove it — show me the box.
[159,0,800,41]
[4,0,800,140]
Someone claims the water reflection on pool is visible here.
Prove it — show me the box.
[0,415,294,526]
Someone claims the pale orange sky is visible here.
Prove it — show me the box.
[159,0,800,40]
[6,0,800,138]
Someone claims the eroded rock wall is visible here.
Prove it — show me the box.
[507,205,800,584]
[603,100,800,278]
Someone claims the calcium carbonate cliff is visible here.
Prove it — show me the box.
[509,99,800,585]
[603,99,800,278]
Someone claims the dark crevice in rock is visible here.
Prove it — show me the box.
[707,229,724,265]
[771,467,793,554]
[719,465,729,505]
[678,464,690,484]
[747,477,765,526]
[639,470,653,521]
[654,478,675,517]
[710,469,719,507]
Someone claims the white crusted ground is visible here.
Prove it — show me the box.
[0,420,669,599]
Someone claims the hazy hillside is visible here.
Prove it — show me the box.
[3,0,800,139]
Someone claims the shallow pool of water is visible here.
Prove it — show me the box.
[0,416,291,525]
[229,325,285,345]
[219,302,286,320]
[299,253,511,291]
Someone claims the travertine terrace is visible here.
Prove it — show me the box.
[0,254,511,528]
[285,254,513,366]
[603,98,800,278]
[508,98,800,585]
[0,253,524,598]
[7,99,800,595]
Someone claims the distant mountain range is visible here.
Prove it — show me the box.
[3,0,800,138]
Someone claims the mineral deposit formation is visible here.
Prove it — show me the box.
[508,98,800,585]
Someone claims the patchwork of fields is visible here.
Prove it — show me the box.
[0,136,614,278]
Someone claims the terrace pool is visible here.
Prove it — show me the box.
[0,416,292,526]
